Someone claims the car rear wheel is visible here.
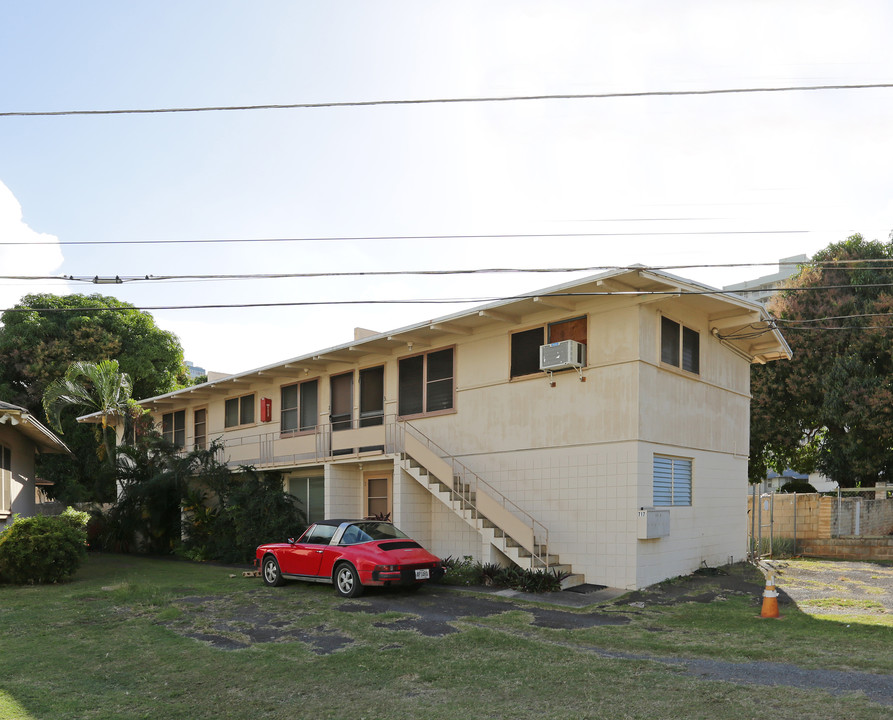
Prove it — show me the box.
[334,563,363,598]
[262,556,284,587]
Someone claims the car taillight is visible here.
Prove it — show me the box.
[374,565,399,572]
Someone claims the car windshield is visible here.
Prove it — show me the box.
[339,522,411,545]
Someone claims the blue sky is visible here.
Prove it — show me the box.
[2,1,893,376]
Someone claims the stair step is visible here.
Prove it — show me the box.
[560,573,586,590]
[403,448,579,582]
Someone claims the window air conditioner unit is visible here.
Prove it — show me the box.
[539,339,586,371]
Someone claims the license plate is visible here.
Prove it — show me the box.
[415,568,430,580]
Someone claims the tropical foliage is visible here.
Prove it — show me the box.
[750,234,893,486]
[101,430,306,562]
[0,293,189,503]
[43,359,137,464]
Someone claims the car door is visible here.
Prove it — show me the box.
[278,524,336,577]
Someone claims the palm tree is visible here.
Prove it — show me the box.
[42,359,136,465]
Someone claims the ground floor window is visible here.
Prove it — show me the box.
[653,454,692,506]
[288,475,324,524]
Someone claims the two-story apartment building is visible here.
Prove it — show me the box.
[111,268,790,589]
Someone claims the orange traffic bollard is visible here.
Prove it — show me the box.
[760,571,780,619]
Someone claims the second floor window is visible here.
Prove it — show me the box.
[162,410,185,447]
[511,316,587,378]
[661,317,700,374]
[225,394,255,428]
[281,379,318,433]
[398,347,454,417]
[193,408,207,450]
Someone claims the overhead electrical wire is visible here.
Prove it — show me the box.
[1,82,892,118]
[0,229,810,246]
[4,284,893,315]
[5,258,893,284]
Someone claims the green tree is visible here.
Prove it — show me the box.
[750,234,893,486]
[0,293,187,412]
[43,359,137,466]
[0,293,189,502]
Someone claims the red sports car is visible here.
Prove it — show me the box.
[255,519,444,597]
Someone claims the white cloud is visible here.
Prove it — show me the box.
[0,181,67,316]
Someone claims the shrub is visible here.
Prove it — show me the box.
[440,556,570,592]
[0,509,88,584]
[779,480,817,493]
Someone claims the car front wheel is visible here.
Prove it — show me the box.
[334,563,363,598]
[262,556,284,587]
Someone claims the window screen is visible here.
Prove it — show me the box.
[194,409,207,450]
[330,374,353,431]
[398,355,424,416]
[300,379,318,431]
[661,317,680,367]
[511,328,544,378]
[281,384,299,432]
[239,395,254,425]
[682,326,700,374]
[425,349,454,413]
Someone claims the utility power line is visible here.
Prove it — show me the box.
[0,229,809,246]
[4,258,893,285]
[1,82,892,119]
[4,284,893,315]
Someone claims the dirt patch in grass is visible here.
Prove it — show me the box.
[157,594,355,654]
[340,588,629,635]
[157,585,629,652]
[615,563,764,608]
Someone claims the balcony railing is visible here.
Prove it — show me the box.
[199,416,402,468]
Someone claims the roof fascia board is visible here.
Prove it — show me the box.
[129,267,788,406]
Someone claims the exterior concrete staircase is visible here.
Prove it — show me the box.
[398,423,584,589]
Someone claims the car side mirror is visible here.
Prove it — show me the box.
[288,538,296,545]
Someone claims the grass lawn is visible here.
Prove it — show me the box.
[1,555,891,719]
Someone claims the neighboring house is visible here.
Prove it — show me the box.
[0,401,71,528]
[760,469,837,494]
[100,268,791,589]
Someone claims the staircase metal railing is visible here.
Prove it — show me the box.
[397,419,551,570]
